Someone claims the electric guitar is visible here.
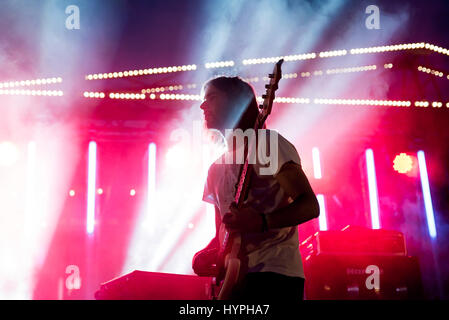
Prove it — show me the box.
[211,59,284,300]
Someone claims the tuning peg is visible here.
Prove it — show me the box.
[265,84,271,89]
[268,74,274,78]
[259,104,264,109]
[262,94,267,99]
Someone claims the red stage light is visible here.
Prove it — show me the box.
[393,153,413,174]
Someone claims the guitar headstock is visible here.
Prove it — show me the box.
[259,59,283,124]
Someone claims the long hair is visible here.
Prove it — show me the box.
[202,76,260,131]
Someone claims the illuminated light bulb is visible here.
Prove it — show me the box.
[150,93,156,99]
[83,92,89,98]
[130,189,136,196]
[100,92,105,98]
[393,153,413,174]
[97,188,103,195]
[69,190,75,197]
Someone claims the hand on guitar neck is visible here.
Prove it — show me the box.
[222,202,264,233]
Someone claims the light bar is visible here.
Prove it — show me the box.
[83,91,105,98]
[319,49,347,58]
[109,92,146,99]
[0,89,63,96]
[365,149,380,229]
[0,77,62,88]
[418,66,444,78]
[312,147,322,179]
[85,64,197,80]
[205,60,235,69]
[314,98,411,107]
[146,143,157,232]
[317,194,327,231]
[242,53,316,65]
[86,141,97,234]
[141,84,196,94]
[417,151,437,238]
[326,65,377,74]
[159,93,202,101]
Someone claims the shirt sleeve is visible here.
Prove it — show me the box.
[202,164,218,207]
[254,130,301,176]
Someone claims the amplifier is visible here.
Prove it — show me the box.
[303,254,424,300]
[300,226,407,256]
[95,270,212,300]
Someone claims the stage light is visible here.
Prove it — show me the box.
[317,194,327,231]
[365,149,380,229]
[417,151,437,238]
[0,141,19,167]
[130,189,136,196]
[0,89,63,96]
[146,143,157,232]
[97,188,103,195]
[393,153,413,174]
[205,60,235,69]
[312,147,322,179]
[83,91,105,99]
[242,53,316,65]
[0,77,62,88]
[86,141,97,234]
[69,190,75,197]
[319,49,347,58]
[85,65,197,80]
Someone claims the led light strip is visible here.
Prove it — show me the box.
[0,89,63,96]
[242,53,316,65]
[109,92,146,99]
[205,60,235,69]
[85,64,197,80]
[83,91,105,98]
[417,150,437,238]
[314,98,411,107]
[0,77,62,88]
[141,84,197,94]
[159,93,202,100]
[418,66,444,78]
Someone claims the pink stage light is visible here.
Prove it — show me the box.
[0,141,19,166]
[365,149,380,229]
[86,141,97,234]
[417,151,437,238]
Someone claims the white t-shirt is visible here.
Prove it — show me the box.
[202,130,305,279]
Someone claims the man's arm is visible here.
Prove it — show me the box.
[192,205,221,276]
[266,161,320,228]
[223,161,319,232]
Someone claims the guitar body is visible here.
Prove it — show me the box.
[210,59,284,300]
[216,230,241,300]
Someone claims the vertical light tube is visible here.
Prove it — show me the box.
[147,143,157,231]
[417,151,437,238]
[312,147,322,179]
[317,194,327,231]
[86,141,97,234]
[312,147,326,230]
[365,149,380,229]
[26,142,36,216]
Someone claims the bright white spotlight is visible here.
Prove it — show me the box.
[147,143,157,231]
[417,151,437,238]
[365,149,380,229]
[165,144,190,169]
[0,141,19,166]
[317,194,327,231]
[86,141,97,234]
[312,147,322,179]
